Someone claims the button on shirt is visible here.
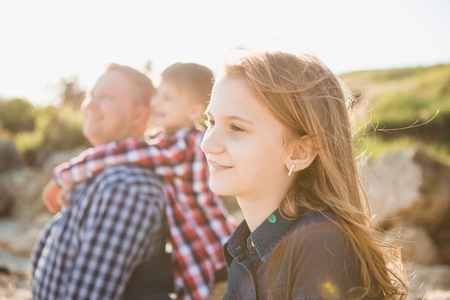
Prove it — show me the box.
[31,164,166,300]
[223,209,384,300]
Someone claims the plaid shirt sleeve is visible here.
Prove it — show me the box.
[53,138,148,188]
[53,127,194,188]
[31,164,166,300]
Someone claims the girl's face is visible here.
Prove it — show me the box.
[201,77,292,202]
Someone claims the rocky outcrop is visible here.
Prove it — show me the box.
[0,140,25,217]
[0,140,24,172]
[405,263,450,299]
[0,147,87,274]
[0,146,87,219]
[0,179,15,216]
[361,148,450,264]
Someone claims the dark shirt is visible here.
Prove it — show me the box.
[223,209,384,300]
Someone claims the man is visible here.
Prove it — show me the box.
[31,63,169,300]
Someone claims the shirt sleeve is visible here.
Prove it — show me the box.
[53,128,196,188]
[64,167,165,300]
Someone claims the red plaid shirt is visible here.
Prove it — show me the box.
[53,125,237,300]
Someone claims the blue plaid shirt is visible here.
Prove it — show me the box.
[31,163,166,300]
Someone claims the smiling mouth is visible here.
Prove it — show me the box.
[207,161,231,173]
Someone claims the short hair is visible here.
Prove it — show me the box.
[105,62,156,106]
[160,62,214,106]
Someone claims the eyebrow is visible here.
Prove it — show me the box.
[205,110,254,125]
[224,115,254,124]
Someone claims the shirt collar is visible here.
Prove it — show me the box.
[223,209,299,266]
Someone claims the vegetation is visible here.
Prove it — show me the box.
[0,77,90,167]
[341,63,450,163]
[343,64,450,126]
[0,98,38,134]
[13,105,89,166]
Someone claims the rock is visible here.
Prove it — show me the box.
[424,290,450,300]
[0,215,51,258]
[0,168,47,219]
[405,264,450,299]
[0,250,30,274]
[0,140,24,172]
[0,147,87,222]
[365,148,450,230]
[0,179,15,216]
[40,146,87,179]
[406,150,450,231]
[0,272,31,300]
[359,148,422,227]
[386,226,439,265]
[360,148,450,264]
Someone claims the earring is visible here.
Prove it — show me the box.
[288,164,295,176]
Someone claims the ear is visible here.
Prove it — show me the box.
[285,135,318,175]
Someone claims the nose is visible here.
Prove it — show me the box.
[201,126,223,155]
[81,96,98,113]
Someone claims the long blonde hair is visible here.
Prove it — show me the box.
[220,49,408,299]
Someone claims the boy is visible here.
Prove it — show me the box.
[45,62,237,300]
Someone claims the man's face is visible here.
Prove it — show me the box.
[81,70,146,146]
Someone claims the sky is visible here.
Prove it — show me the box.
[0,0,449,107]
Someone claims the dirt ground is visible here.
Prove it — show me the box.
[0,270,31,300]
[0,268,227,300]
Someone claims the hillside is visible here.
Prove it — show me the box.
[340,63,450,160]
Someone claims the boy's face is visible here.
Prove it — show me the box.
[150,79,202,133]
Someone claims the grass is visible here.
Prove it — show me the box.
[342,64,450,127]
[342,63,450,164]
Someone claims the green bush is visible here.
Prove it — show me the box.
[372,67,423,82]
[14,105,90,166]
[0,98,37,133]
[371,92,434,127]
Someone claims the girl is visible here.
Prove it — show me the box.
[201,49,408,299]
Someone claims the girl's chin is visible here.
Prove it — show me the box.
[209,184,232,197]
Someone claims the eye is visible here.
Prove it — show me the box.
[230,124,244,132]
[205,119,215,127]
[97,92,114,101]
